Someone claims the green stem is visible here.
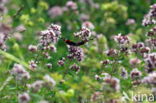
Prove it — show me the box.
[0,76,13,92]
[0,50,30,70]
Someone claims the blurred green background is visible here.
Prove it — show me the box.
[0,0,155,102]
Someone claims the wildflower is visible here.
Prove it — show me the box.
[29,60,37,70]
[120,47,129,54]
[131,42,144,53]
[142,4,156,26]
[144,53,156,72]
[121,68,128,79]
[95,75,100,80]
[46,63,52,68]
[103,77,120,91]
[129,58,141,66]
[0,0,9,4]
[27,80,44,92]
[130,68,142,80]
[16,25,26,32]
[146,30,155,37]
[13,32,23,41]
[67,45,84,61]
[42,52,51,59]
[126,18,135,25]
[0,5,7,14]
[146,38,156,49]
[101,72,111,78]
[28,45,37,52]
[82,21,95,30]
[66,1,77,11]
[43,75,56,87]
[140,47,150,54]
[57,58,65,66]
[0,23,11,34]
[48,6,63,18]
[48,23,61,36]
[18,92,30,103]
[74,27,91,40]
[80,14,90,21]
[48,44,57,52]
[0,33,8,50]
[39,23,61,47]
[142,72,156,85]
[105,49,118,57]
[100,60,110,65]
[40,29,57,45]
[70,63,80,72]
[10,64,30,80]
[113,33,129,45]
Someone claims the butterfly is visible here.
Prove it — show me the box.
[60,36,96,46]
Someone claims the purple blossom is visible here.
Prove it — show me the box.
[48,6,63,18]
[103,77,120,91]
[142,72,156,85]
[28,45,37,52]
[113,33,129,45]
[66,1,77,11]
[144,53,156,72]
[126,19,136,25]
[121,68,128,79]
[82,21,95,30]
[142,4,156,26]
[10,64,30,80]
[74,27,91,40]
[0,33,8,50]
[18,92,30,103]
[130,68,142,80]
[70,63,80,72]
[29,60,37,70]
[27,80,44,92]
[67,45,84,61]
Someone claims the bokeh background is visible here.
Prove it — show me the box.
[0,0,156,103]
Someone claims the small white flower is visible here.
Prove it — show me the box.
[43,75,56,87]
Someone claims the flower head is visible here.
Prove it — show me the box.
[10,64,30,80]
[18,92,30,103]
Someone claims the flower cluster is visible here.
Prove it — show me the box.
[113,33,129,45]
[70,63,80,72]
[74,27,91,40]
[120,68,128,79]
[130,68,142,80]
[142,4,156,26]
[0,33,8,50]
[18,92,30,103]
[48,6,63,18]
[105,49,118,57]
[27,80,44,92]
[0,0,8,14]
[43,75,56,87]
[10,64,30,80]
[103,76,120,91]
[67,45,84,61]
[142,72,156,85]
[28,24,61,69]
[131,42,150,54]
[39,24,61,46]
[48,1,78,19]
[66,1,77,11]
[82,21,95,30]
[144,53,156,72]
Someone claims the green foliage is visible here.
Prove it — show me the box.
[0,0,155,103]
